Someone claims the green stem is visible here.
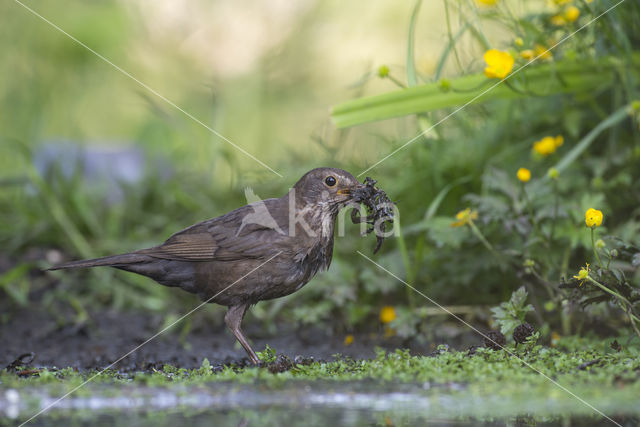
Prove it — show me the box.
[443,0,463,73]
[521,183,538,237]
[590,228,604,269]
[584,276,640,339]
[530,268,556,300]
[467,221,506,267]
[550,179,559,242]
[386,75,406,89]
[395,219,416,309]
[585,276,633,309]
[625,306,640,341]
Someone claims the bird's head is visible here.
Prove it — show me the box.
[292,167,362,211]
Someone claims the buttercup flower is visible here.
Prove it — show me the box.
[585,208,603,228]
[484,49,514,79]
[564,6,580,22]
[380,306,396,324]
[517,168,531,182]
[344,334,354,346]
[520,49,534,60]
[533,135,564,156]
[514,37,524,47]
[534,44,553,61]
[573,263,590,286]
[551,15,566,26]
[450,208,478,227]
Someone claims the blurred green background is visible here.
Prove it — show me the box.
[1,0,639,343]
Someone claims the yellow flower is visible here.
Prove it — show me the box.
[533,137,556,156]
[534,44,553,61]
[344,334,354,346]
[585,208,603,228]
[564,6,580,22]
[533,135,564,156]
[380,306,396,324]
[517,167,531,182]
[450,208,478,227]
[573,263,590,286]
[520,49,534,60]
[514,37,524,47]
[475,0,498,6]
[550,15,566,26]
[483,49,515,79]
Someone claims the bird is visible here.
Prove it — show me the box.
[48,167,364,364]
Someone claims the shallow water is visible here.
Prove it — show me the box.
[3,381,639,426]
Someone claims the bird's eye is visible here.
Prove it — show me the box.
[325,176,337,187]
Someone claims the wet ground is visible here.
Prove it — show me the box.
[3,308,639,426]
[1,307,470,372]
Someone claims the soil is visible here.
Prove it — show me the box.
[0,306,479,372]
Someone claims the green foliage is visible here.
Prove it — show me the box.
[3,336,639,390]
[198,358,214,376]
[256,345,277,364]
[2,0,640,343]
[324,0,640,341]
[332,56,639,127]
[0,264,32,306]
[491,287,534,336]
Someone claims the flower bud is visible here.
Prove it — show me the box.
[439,79,451,92]
[377,65,390,78]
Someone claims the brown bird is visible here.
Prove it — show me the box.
[49,168,364,364]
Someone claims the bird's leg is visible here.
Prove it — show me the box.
[225,304,260,365]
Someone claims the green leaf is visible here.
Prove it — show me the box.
[491,286,534,336]
[406,0,422,87]
[0,263,31,306]
[551,105,632,174]
[331,54,640,128]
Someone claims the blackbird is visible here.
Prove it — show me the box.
[49,167,365,364]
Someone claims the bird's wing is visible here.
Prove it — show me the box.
[137,199,292,262]
[140,231,219,261]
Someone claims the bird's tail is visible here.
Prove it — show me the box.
[47,253,148,271]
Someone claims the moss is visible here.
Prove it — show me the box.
[1,339,639,424]
[3,337,638,393]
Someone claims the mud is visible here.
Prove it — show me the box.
[0,306,476,371]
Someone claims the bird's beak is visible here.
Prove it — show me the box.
[338,182,365,199]
[338,183,363,197]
